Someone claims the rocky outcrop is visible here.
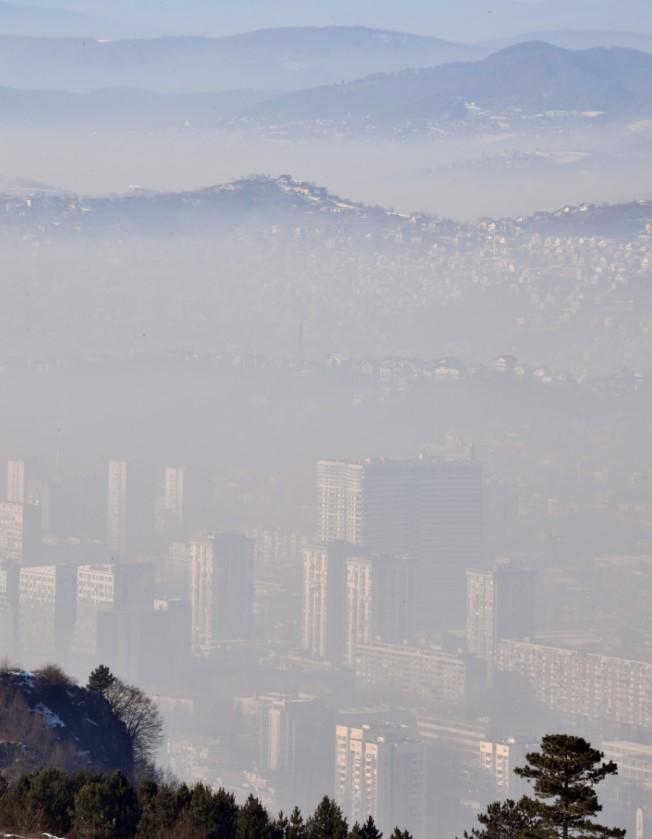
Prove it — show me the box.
[0,669,133,780]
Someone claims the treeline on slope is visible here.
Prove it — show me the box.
[0,769,411,839]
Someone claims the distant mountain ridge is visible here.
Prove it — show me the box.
[0,26,650,100]
[5,0,652,41]
[3,42,652,131]
[491,29,652,53]
[0,27,483,93]
[252,42,652,124]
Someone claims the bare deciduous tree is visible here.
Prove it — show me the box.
[105,679,164,770]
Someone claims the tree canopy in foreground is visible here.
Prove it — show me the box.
[465,734,625,839]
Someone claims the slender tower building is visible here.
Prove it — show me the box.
[164,466,184,524]
[6,460,25,504]
[107,461,128,556]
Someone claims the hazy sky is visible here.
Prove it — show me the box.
[6,0,652,41]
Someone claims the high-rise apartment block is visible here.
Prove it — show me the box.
[0,501,41,564]
[107,460,128,556]
[302,543,347,660]
[164,466,184,521]
[245,692,322,773]
[71,562,155,660]
[466,561,535,661]
[251,528,307,573]
[303,544,414,664]
[335,723,426,838]
[345,553,412,664]
[239,691,332,812]
[190,533,255,650]
[602,741,652,791]
[18,564,76,667]
[6,460,25,504]
[97,597,191,687]
[496,640,652,729]
[156,466,185,535]
[317,456,482,627]
[479,737,533,799]
[353,641,467,706]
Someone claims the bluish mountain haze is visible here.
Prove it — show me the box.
[0,28,483,93]
[4,43,652,129]
[0,86,269,123]
[491,30,652,53]
[254,43,652,124]
[0,0,148,36]
[5,0,652,40]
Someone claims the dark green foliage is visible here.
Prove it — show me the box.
[74,771,140,839]
[137,780,193,839]
[88,664,116,695]
[358,816,383,839]
[271,811,290,839]
[465,735,626,839]
[306,797,349,839]
[514,735,625,839]
[0,768,412,839]
[463,798,542,839]
[0,767,81,835]
[176,783,238,839]
[287,806,308,839]
[389,830,413,839]
[237,795,270,839]
[22,768,76,835]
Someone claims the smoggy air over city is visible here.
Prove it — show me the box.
[1,2,652,839]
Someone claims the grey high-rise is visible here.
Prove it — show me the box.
[191,533,255,650]
[317,456,482,628]
[466,560,536,662]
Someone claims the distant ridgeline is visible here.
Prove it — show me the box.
[0,176,650,239]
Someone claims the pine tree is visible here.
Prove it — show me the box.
[73,771,140,839]
[350,823,362,839]
[358,816,383,839]
[271,811,290,839]
[463,736,626,839]
[389,830,413,839]
[514,735,625,839]
[306,797,349,839]
[462,798,541,839]
[87,664,116,694]
[237,795,270,839]
[25,768,76,836]
[287,806,307,839]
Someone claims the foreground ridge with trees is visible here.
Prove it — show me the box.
[0,770,409,839]
[0,667,626,839]
[464,734,625,839]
